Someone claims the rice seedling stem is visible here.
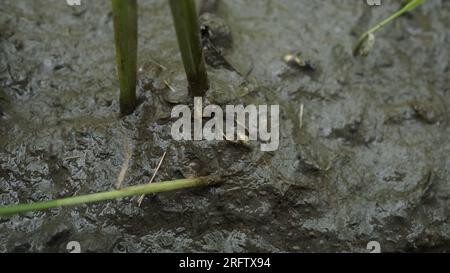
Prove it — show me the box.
[112,0,138,115]
[0,177,217,217]
[353,0,427,56]
[169,0,209,97]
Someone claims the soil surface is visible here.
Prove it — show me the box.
[1,0,450,252]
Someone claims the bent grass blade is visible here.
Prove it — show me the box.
[353,0,427,57]
[0,177,217,217]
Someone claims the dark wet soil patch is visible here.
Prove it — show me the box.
[1,0,450,252]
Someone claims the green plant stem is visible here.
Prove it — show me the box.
[112,0,138,115]
[0,177,217,217]
[169,0,209,97]
[353,0,426,56]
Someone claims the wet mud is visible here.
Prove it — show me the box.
[1,0,450,252]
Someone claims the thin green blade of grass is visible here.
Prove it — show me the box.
[112,0,138,115]
[353,0,427,57]
[0,177,217,217]
[169,0,209,97]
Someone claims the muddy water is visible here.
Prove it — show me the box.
[1,0,450,252]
